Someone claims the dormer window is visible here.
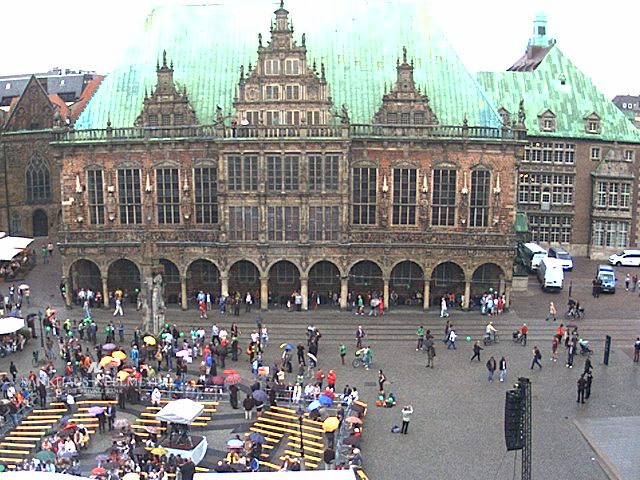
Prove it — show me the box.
[538,109,556,132]
[584,113,601,134]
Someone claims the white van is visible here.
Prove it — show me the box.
[608,249,640,267]
[537,257,564,291]
[520,243,547,272]
[547,246,573,270]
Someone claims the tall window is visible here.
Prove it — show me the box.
[228,206,258,241]
[592,220,628,248]
[265,59,279,75]
[227,156,258,191]
[268,206,300,241]
[87,170,105,225]
[530,215,572,244]
[26,155,51,202]
[267,155,299,191]
[308,155,339,192]
[352,167,377,225]
[194,167,218,224]
[596,181,631,210]
[285,59,300,75]
[309,206,339,241]
[470,170,490,227]
[392,168,417,225]
[118,168,141,224]
[156,168,180,224]
[432,168,456,226]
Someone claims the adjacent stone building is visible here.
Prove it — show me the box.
[55,1,525,311]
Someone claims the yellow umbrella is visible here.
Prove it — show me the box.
[144,336,157,346]
[117,370,130,381]
[112,351,127,361]
[322,416,340,433]
[100,356,117,367]
[122,473,140,480]
[150,447,167,456]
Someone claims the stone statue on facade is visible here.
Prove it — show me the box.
[151,273,166,333]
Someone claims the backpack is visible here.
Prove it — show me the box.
[391,425,401,433]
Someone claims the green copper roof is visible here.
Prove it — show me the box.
[477,46,640,143]
[76,0,501,129]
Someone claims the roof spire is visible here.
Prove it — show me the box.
[402,46,407,64]
[162,49,168,68]
[530,13,549,47]
[280,0,284,7]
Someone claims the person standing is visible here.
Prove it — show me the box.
[531,346,543,369]
[634,337,640,363]
[440,296,449,318]
[297,344,306,366]
[229,384,239,409]
[583,357,593,376]
[339,343,347,365]
[47,241,54,258]
[377,369,386,393]
[499,356,507,382]
[9,361,17,382]
[625,274,631,291]
[181,458,196,480]
[243,394,255,420]
[355,325,365,349]
[566,341,575,369]
[546,302,556,321]
[106,403,116,431]
[486,356,497,382]
[113,297,124,316]
[585,373,593,399]
[551,336,559,362]
[400,405,413,434]
[416,325,425,351]
[577,375,586,404]
[425,341,436,368]
[470,341,483,362]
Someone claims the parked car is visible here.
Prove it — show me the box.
[597,265,616,293]
[547,246,573,270]
[608,249,640,267]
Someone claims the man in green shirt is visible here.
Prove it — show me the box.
[339,343,347,365]
[416,325,425,351]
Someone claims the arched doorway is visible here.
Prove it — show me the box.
[472,263,505,299]
[390,261,424,307]
[32,209,48,237]
[348,261,383,297]
[268,261,301,307]
[430,262,464,307]
[187,259,221,306]
[69,259,101,300]
[107,259,141,305]
[228,260,260,301]
[159,259,180,305]
[308,261,340,306]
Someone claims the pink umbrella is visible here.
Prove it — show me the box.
[224,373,241,385]
[212,375,225,385]
[345,416,363,424]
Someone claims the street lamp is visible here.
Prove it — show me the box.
[296,405,305,470]
[38,311,44,348]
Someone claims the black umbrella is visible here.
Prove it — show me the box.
[252,389,268,403]
[342,435,362,446]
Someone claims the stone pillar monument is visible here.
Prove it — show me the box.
[151,273,166,334]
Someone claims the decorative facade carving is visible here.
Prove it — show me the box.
[374,47,438,125]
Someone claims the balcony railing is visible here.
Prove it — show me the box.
[53,122,522,143]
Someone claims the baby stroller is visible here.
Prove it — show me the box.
[578,339,592,356]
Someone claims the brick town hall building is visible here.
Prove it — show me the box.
[49,1,639,312]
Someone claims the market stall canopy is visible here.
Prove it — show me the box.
[155,398,204,424]
[194,470,358,479]
[0,248,23,261]
[0,317,25,335]
[0,236,33,250]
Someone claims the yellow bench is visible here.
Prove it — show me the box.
[0,457,20,464]
[0,448,31,455]
[257,418,323,439]
[21,420,58,425]
[6,432,45,437]
[266,408,324,426]
[253,422,322,441]
[288,441,325,454]
[25,415,62,420]
[263,411,324,431]
[259,461,282,471]
[76,400,116,405]
[280,453,319,469]
[249,427,284,440]
[0,442,36,449]
[15,426,48,431]
[32,409,67,413]
[288,435,325,448]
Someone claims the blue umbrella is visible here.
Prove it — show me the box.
[318,394,333,406]
[279,343,295,350]
[249,432,265,444]
[307,400,321,411]
[227,439,244,449]
[252,389,268,403]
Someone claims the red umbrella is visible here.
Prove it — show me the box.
[322,389,335,399]
[224,373,241,385]
[91,467,106,475]
[345,416,363,424]
[223,369,238,375]
[212,375,225,385]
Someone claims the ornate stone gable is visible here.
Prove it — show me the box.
[4,76,54,132]
[233,1,333,126]
[135,50,197,127]
[374,47,438,125]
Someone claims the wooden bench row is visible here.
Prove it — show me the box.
[252,421,322,441]
[262,411,324,432]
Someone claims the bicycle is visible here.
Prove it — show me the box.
[512,331,527,346]
[351,349,370,368]
[565,307,585,320]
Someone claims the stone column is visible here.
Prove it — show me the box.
[340,276,349,310]
[102,276,109,308]
[62,276,72,308]
[180,274,188,311]
[220,274,229,298]
[503,280,511,310]
[383,277,389,311]
[260,276,269,311]
[300,275,309,311]
[463,280,471,310]
[423,280,430,311]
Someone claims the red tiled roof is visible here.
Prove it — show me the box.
[48,94,71,119]
[70,75,105,122]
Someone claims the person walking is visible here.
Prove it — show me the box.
[634,337,640,363]
[470,340,483,362]
[9,361,18,382]
[425,339,435,369]
[546,302,556,321]
[486,356,497,382]
[377,369,387,393]
[531,346,543,369]
[585,372,593,399]
[551,336,559,362]
[400,405,413,434]
[447,328,457,350]
[355,325,365,349]
[243,394,255,420]
[583,357,593,376]
[113,297,124,316]
[440,296,449,318]
[339,343,347,365]
[499,356,507,382]
[416,325,425,351]
[577,375,586,404]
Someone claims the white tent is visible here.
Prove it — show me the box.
[0,247,23,261]
[0,317,25,335]
[0,472,82,480]
[0,236,33,250]
[155,398,204,424]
